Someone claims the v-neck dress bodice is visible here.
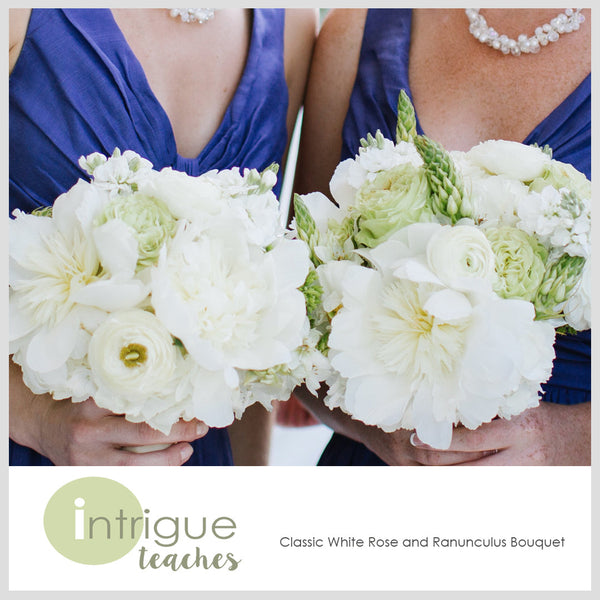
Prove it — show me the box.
[9,8,289,466]
[320,9,591,466]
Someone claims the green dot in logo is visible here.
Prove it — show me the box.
[44,477,143,565]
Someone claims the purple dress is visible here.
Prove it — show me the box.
[9,8,289,466]
[319,9,591,466]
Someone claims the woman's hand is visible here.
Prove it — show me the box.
[366,402,591,466]
[10,360,208,466]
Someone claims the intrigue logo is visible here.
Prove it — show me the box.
[43,477,241,571]
[44,477,143,565]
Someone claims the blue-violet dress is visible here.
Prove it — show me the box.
[319,9,591,466]
[9,8,289,466]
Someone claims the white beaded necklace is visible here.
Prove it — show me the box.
[465,8,584,56]
[169,8,215,24]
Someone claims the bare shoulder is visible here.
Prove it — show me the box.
[9,8,32,74]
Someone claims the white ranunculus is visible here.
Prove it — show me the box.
[88,309,186,433]
[323,235,556,449]
[465,140,551,182]
[425,225,497,292]
[564,259,591,330]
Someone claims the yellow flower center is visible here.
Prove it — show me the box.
[119,343,148,368]
[371,281,468,380]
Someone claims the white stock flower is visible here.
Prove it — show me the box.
[517,186,591,258]
[143,167,282,247]
[79,149,154,196]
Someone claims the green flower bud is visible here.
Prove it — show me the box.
[396,90,417,143]
[414,135,468,223]
[534,254,586,320]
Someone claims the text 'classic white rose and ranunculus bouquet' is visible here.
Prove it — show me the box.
[9,150,329,448]
[290,91,591,450]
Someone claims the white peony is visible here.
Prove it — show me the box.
[9,181,148,375]
[150,220,311,415]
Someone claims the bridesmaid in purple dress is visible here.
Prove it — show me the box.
[295,8,591,466]
[9,8,316,466]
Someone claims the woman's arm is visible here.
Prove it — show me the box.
[226,9,318,466]
[294,9,366,198]
[9,359,208,465]
[9,8,31,74]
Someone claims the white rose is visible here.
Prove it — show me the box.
[466,140,551,182]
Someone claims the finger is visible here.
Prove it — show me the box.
[440,419,519,453]
[166,419,210,442]
[116,442,194,466]
[105,417,208,446]
[77,397,117,418]
[411,446,499,466]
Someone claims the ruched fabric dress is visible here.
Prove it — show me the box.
[319,8,591,466]
[9,8,289,466]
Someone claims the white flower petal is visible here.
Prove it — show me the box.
[71,279,148,311]
[93,219,139,279]
[423,289,472,321]
[25,311,80,373]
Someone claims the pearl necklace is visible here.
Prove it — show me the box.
[465,8,584,56]
[169,8,215,24]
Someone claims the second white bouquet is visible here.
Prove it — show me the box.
[9,149,328,435]
[291,91,591,450]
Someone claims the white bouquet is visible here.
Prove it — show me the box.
[291,91,591,449]
[10,149,328,436]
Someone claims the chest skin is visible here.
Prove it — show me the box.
[407,8,591,151]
